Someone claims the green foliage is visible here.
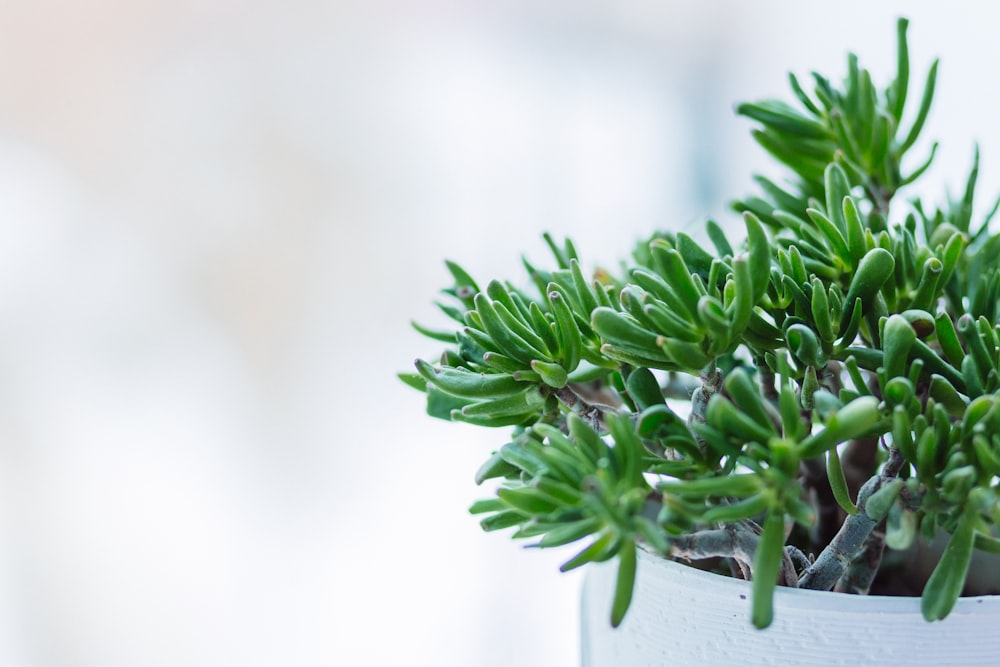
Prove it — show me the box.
[403,17,1000,629]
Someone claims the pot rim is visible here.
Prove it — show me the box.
[637,545,1000,617]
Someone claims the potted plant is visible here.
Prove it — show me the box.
[400,17,1000,663]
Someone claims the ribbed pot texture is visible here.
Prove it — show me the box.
[581,547,1000,666]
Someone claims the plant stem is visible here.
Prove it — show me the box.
[669,521,798,587]
[800,456,841,549]
[865,182,893,221]
[842,436,880,498]
[689,363,722,452]
[555,383,621,430]
[835,528,886,594]
[757,357,779,402]
[662,373,700,401]
[798,446,904,591]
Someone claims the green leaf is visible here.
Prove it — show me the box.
[840,247,895,330]
[971,434,1000,477]
[480,510,527,532]
[921,505,976,621]
[445,260,480,307]
[469,498,506,514]
[569,259,600,315]
[606,412,646,487]
[498,442,548,477]
[538,517,601,548]
[660,338,713,372]
[410,319,459,343]
[530,359,569,389]
[928,374,968,417]
[398,372,427,392]
[460,386,547,419]
[474,450,519,485]
[841,197,868,270]
[659,473,762,498]
[567,414,608,466]
[823,163,852,236]
[787,323,825,367]
[737,100,831,139]
[644,297,706,343]
[865,478,904,521]
[701,494,769,524]
[810,277,836,343]
[744,212,772,302]
[611,539,637,628]
[724,368,773,433]
[625,367,665,410]
[542,232,575,269]
[798,396,882,458]
[882,314,916,379]
[416,359,527,399]
[901,59,939,153]
[910,257,944,311]
[676,232,716,280]
[547,288,583,372]
[728,256,754,336]
[827,444,858,515]
[650,241,703,318]
[706,394,776,444]
[591,307,667,361]
[890,17,910,123]
[560,530,619,572]
[497,487,559,515]
[752,509,786,629]
[474,293,547,365]
[425,385,472,420]
[788,72,821,116]
[637,405,692,447]
[911,339,965,392]
[706,219,734,256]
[900,142,938,187]
[885,503,918,551]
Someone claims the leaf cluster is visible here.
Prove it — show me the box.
[401,18,1000,629]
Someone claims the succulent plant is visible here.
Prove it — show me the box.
[401,17,1000,629]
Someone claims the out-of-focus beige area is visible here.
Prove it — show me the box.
[0,2,995,665]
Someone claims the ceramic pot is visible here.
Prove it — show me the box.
[581,546,1000,666]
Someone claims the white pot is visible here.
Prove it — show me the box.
[581,547,1000,666]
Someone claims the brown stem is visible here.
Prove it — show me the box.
[835,527,886,594]
[757,358,779,403]
[842,436,880,498]
[799,447,905,591]
[555,383,622,431]
[834,445,907,593]
[864,181,894,223]
[669,520,798,588]
[800,456,841,550]
[689,363,722,453]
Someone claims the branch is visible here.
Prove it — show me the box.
[689,364,722,453]
[798,447,905,591]
[554,383,622,431]
[662,373,700,401]
[835,527,886,594]
[669,521,798,587]
[799,455,841,549]
[842,436,880,498]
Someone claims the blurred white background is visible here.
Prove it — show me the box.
[0,1,995,665]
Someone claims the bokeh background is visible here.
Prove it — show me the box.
[0,2,995,665]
